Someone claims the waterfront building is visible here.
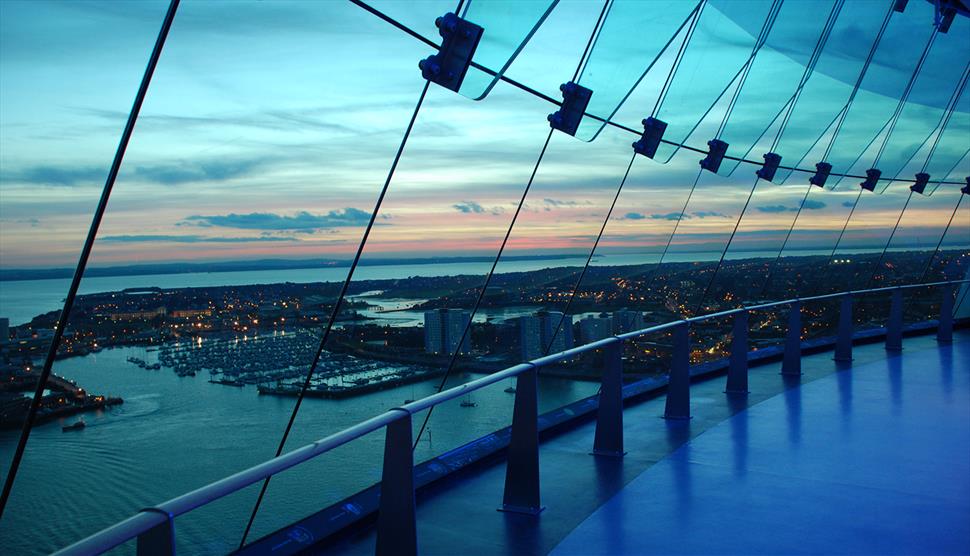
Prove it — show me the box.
[579,316,612,343]
[612,309,644,334]
[519,311,573,360]
[0,317,8,345]
[423,309,471,355]
[519,315,541,360]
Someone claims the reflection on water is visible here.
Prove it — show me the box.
[0,345,597,555]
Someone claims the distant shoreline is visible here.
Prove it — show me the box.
[0,254,600,282]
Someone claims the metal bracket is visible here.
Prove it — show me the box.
[911,172,930,194]
[886,288,904,351]
[834,295,854,362]
[726,311,749,393]
[962,177,969,195]
[376,411,417,556]
[592,340,625,457]
[136,508,175,556]
[938,284,954,343]
[860,168,882,191]
[632,117,667,158]
[757,152,782,181]
[782,301,802,376]
[500,365,544,515]
[664,322,691,420]
[810,161,832,187]
[419,13,483,92]
[700,139,729,173]
[548,82,592,136]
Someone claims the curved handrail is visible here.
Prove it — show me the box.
[52,279,970,555]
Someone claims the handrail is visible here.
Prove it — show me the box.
[52,279,970,555]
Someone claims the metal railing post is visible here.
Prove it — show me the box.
[938,283,954,343]
[834,294,854,362]
[664,321,691,420]
[886,288,903,351]
[136,511,174,556]
[500,364,543,515]
[726,311,749,393]
[782,301,802,376]
[592,340,625,457]
[376,411,416,556]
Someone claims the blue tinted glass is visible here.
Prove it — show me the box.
[651,0,775,163]
[573,0,700,141]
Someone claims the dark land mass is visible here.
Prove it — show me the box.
[0,254,600,282]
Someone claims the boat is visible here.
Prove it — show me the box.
[404,399,414,404]
[460,399,477,408]
[62,420,86,432]
[504,387,516,394]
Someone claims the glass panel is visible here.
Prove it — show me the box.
[0,0,437,551]
[920,84,970,194]
[761,186,861,300]
[458,0,558,100]
[703,178,820,304]
[367,0,456,43]
[816,188,912,295]
[821,1,936,188]
[843,15,970,192]
[572,0,700,141]
[773,1,894,184]
[873,188,963,287]
[715,0,838,176]
[651,0,776,163]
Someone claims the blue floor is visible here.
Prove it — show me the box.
[552,336,970,555]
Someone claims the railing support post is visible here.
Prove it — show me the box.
[782,301,802,376]
[726,311,749,393]
[938,284,954,343]
[136,512,174,556]
[592,340,625,457]
[500,365,543,515]
[376,411,416,556]
[834,294,853,362]
[664,322,691,420]
[886,288,903,351]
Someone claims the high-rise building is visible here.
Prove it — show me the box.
[424,309,471,355]
[612,309,644,334]
[541,311,573,355]
[519,315,542,360]
[423,310,442,354]
[519,311,574,361]
[580,316,613,344]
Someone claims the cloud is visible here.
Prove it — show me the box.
[543,198,579,207]
[650,212,689,221]
[692,211,729,219]
[183,209,371,231]
[620,212,646,220]
[756,202,827,213]
[132,158,269,186]
[1,165,105,187]
[452,201,504,215]
[453,201,486,214]
[842,201,857,208]
[757,205,794,213]
[99,235,298,243]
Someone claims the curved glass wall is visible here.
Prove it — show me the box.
[1,2,968,554]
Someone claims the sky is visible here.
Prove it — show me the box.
[0,0,968,270]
